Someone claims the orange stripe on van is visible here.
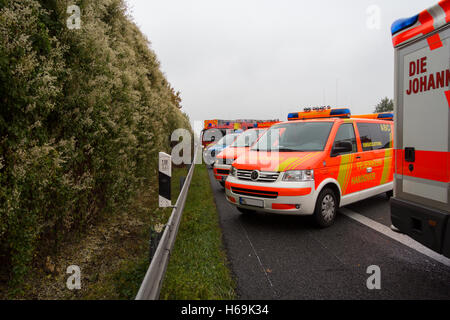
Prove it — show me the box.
[395,149,449,182]
[272,204,297,210]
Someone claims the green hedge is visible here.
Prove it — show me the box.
[0,0,191,291]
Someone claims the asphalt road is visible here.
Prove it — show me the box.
[208,169,450,300]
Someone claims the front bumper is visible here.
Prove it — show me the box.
[225,175,316,215]
[213,164,231,182]
[391,197,450,258]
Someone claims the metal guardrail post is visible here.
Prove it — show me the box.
[135,145,198,300]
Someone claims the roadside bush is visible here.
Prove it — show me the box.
[0,0,191,291]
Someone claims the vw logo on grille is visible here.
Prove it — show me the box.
[251,170,260,181]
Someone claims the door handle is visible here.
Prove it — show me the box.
[366,167,373,173]
[405,147,415,162]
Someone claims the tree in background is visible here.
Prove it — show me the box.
[374,97,394,113]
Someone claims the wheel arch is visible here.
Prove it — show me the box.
[315,178,342,207]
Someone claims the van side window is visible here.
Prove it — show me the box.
[357,123,392,151]
[333,123,357,154]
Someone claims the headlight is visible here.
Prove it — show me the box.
[230,166,237,177]
[282,170,314,182]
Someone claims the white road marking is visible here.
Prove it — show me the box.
[215,168,277,296]
[238,219,277,293]
[340,207,450,268]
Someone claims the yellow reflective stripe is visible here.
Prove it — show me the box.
[276,152,321,172]
[340,154,355,194]
[380,149,393,185]
[276,157,300,172]
[390,125,394,148]
[343,154,355,194]
[337,154,352,194]
[285,152,319,171]
[363,142,382,148]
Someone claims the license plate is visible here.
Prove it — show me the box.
[239,197,264,208]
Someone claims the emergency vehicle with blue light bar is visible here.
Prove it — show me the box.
[224,108,394,228]
[390,0,450,258]
[213,128,267,187]
[201,119,279,148]
[288,107,351,121]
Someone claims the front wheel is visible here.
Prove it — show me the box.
[313,188,338,228]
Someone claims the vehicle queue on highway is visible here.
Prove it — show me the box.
[201,0,450,259]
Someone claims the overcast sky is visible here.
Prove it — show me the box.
[126,0,434,127]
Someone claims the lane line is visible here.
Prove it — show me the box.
[237,219,278,296]
[340,207,450,268]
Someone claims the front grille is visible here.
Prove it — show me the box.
[217,158,234,165]
[232,187,278,199]
[237,169,280,182]
[216,169,230,175]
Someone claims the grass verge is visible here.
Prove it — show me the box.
[160,164,236,300]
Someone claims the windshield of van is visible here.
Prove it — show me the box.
[231,129,264,147]
[252,122,333,152]
[216,134,239,147]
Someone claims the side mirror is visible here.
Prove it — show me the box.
[332,141,353,157]
[211,136,215,142]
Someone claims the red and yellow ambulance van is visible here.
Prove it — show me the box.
[225,108,394,227]
[213,128,267,186]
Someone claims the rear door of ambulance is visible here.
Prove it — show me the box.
[393,25,450,253]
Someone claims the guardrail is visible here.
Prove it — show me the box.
[135,147,198,300]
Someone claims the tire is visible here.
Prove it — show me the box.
[313,188,338,228]
[386,190,393,199]
[219,181,225,188]
[237,207,255,215]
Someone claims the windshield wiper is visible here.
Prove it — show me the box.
[277,148,296,152]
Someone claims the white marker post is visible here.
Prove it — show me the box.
[158,152,172,208]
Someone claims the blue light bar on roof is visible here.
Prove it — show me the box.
[288,112,299,119]
[330,108,351,117]
[377,113,394,120]
[391,14,419,35]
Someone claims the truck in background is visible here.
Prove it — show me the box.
[390,0,450,258]
[201,119,279,149]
